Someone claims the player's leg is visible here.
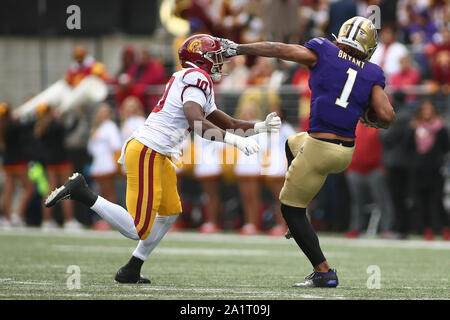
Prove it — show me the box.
[116,156,180,283]
[44,142,142,239]
[266,177,287,236]
[16,169,34,225]
[345,171,367,236]
[42,169,59,228]
[198,177,222,232]
[45,172,139,239]
[238,177,261,234]
[279,134,354,287]
[1,171,15,223]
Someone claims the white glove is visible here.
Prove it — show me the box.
[254,112,282,133]
[224,132,260,156]
[216,37,240,58]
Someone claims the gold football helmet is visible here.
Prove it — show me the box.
[336,16,378,60]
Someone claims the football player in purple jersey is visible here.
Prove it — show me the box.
[218,16,396,287]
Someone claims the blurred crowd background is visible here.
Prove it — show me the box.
[0,0,449,240]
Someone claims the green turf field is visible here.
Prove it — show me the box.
[0,228,448,300]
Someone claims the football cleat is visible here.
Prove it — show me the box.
[114,266,151,284]
[285,228,292,239]
[45,172,97,208]
[292,269,339,288]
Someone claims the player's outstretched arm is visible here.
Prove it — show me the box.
[183,101,259,156]
[369,85,396,129]
[207,109,281,135]
[218,38,317,67]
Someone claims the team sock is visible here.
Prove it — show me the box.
[281,204,326,267]
[132,214,179,261]
[90,196,139,240]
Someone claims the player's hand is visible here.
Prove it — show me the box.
[359,117,381,128]
[224,132,260,156]
[359,107,382,129]
[254,112,282,133]
[216,37,240,58]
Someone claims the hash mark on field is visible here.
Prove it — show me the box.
[0,278,56,286]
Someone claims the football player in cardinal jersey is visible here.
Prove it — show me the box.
[44,34,281,284]
[218,17,396,287]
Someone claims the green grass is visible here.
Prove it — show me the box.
[0,228,449,300]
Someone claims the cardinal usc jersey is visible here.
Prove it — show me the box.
[132,67,217,158]
[304,38,386,138]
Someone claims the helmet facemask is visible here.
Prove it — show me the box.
[202,48,228,82]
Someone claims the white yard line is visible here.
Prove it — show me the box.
[1,228,449,250]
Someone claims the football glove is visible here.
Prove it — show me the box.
[216,37,240,58]
[254,112,282,133]
[224,132,260,156]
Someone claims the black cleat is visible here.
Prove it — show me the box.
[45,172,97,208]
[285,228,292,239]
[292,269,339,288]
[115,266,151,284]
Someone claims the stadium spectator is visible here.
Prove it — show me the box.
[402,9,438,45]
[34,104,82,230]
[233,93,264,235]
[247,57,275,86]
[119,96,146,144]
[218,55,250,90]
[262,0,300,43]
[291,64,312,131]
[0,102,33,227]
[65,45,108,88]
[390,54,421,102]
[114,73,147,115]
[407,100,450,240]
[193,137,224,233]
[131,48,167,113]
[425,26,450,92]
[174,0,226,37]
[261,103,296,236]
[87,103,122,230]
[298,0,328,41]
[379,91,415,239]
[345,122,395,238]
[116,44,138,79]
[370,24,409,81]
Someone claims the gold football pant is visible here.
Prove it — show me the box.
[124,139,182,239]
[279,132,355,208]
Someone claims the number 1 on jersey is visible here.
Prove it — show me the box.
[335,67,358,108]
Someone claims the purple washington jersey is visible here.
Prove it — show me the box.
[304,38,385,138]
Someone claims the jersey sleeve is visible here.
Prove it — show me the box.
[373,66,386,89]
[181,69,213,100]
[304,37,328,60]
[182,86,207,107]
[181,68,217,116]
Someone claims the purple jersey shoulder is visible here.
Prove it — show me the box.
[303,38,386,138]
